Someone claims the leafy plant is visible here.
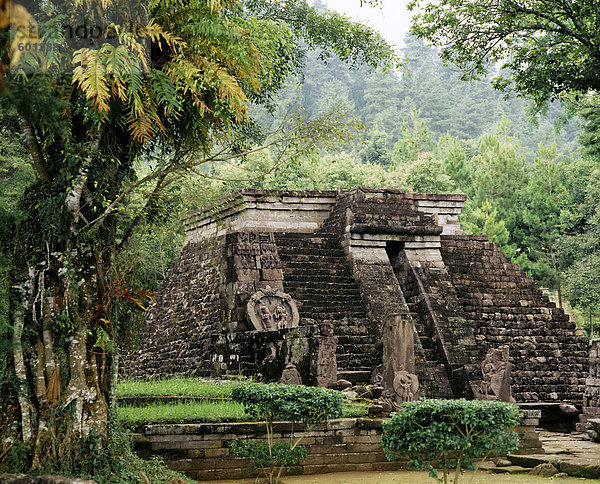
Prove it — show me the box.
[231,382,343,483]
[231,440,307,475]
[381,399,521,484]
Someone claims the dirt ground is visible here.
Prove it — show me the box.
[203,469,599,484]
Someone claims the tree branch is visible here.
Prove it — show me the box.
[116,170,169,253]
[17,114,51,182]
[65,125,105,230]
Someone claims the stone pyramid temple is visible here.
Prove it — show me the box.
[122,188,589,405]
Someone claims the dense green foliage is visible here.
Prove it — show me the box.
[381,399,521,484]
[409,0,600,108]
[232,382,344,423]
[253,34,580,162]
[232,440,307,476]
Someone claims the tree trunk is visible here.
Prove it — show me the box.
[11,244,111,468]
[550,247,562,309]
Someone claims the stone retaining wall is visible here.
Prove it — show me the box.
[133,415,542,481]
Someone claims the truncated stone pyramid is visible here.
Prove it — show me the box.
[122,188,588,405]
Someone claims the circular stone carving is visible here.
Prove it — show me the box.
[247,286,299,331]
[392,370,419,402]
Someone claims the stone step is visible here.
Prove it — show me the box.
[283,274,355,282]
[418,362,454,399]
[337,370,372,384]
[422,347,438,362]
[420,337,435,349]
[285,285,362,293]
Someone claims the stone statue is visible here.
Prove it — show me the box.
[379,315,419,411]
[315,324,338,388]
[370,364,383,386]
[280,362,302,385]
[262,342,277,364]
[480,345,516,403]
[247,286,299,331]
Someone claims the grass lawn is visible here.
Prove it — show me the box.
[118,400,248,427]
[116,377,369,428]
[117,400,369,427]
[116,376,238,398]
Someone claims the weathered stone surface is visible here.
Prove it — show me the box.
[480,345,515,403]
[122,188,588,405]
[379,315,419,410]
[280,362,302,385]
[530,463,559,477]
[315,324,338,388]
[587,418,600,442]
[490,466,531,474]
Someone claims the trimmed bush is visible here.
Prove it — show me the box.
[231,382,344,423]
[381,398,521,484]
[231,383,344,483]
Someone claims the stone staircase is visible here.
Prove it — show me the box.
[441,235,588,404]
[408,304,455,399]
[275,231,379,373]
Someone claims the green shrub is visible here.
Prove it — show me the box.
[231,440,307,473]
[231,382,343,423]
[381,399,521,484]
[231,383,344,483]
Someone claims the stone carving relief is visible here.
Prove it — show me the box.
[262,342,277,364]
[260,241,280,269]
[236,232,261,255]
[315,324,338,388]
[247,286,299,331]
[392,370,419,401]
[480,345,516,403]
[379,315,419,411]
[584,341,600,408]
[280,362,302,385]
[234,232,261,268]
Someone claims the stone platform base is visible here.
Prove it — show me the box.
[506,431,600,479]
[133,419,403,481]
[133,417,542,481]
[576,407,600,432]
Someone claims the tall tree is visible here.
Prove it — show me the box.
[393,107,432,164]
[409,0,600,108]
[1,0,397,474]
